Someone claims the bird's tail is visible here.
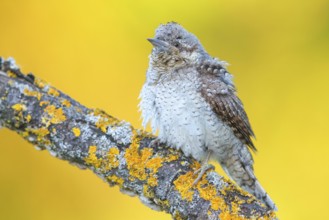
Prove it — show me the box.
[220,146,277,211]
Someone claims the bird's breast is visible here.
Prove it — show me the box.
[151,72,239,161]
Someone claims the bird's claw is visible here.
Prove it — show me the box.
[192,164,215,186]
[149,138,162,148]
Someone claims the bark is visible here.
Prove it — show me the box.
[0,57,276,220]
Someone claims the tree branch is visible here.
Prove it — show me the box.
[0,57,276,220]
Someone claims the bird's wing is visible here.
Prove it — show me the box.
[198,60,256,151]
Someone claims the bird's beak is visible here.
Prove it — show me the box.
[147,38,170,50]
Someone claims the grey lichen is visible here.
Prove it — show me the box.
[0,57,277,220]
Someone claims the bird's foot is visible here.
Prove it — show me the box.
[192,163,215,186]
[149,138,162,148]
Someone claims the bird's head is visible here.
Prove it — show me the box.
[148,22,207,71]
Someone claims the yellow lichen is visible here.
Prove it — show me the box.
[25,114,32,122]
[30,128,49,137]
[231,202,239,216]
[147,175,158,187]
[197,177,226,211]
[93,109,120,133]
[173,171,195,201]
[125,144,148,181]
[267,211,277,219]
[211,180,277,219]
[72,127,81,137]
[145,156,164,186]
[219,211,233,220]
[23,88,42,100]
[221,182,251,200]
[167,153,179,162]
[129,176,136,182]
[173,211,185,220]
[11,103,26,111]
[190,160,201,170]
[47,87,60,97]
[39,101,50,107]
[173,162,229,212]
[107,175,124,186]
[156,199,170,209]
[75,107,82,113]
[44,105,66,124]
[41,117,48,126]
[84,146,121,172]
[124,130,164,186]
[21,131,29,138]
[8,79,14,86]
[96,118,110,132]
[218,211,257,220]
[7,71,17,78]
[104,147,120,171]
[27,127,50,145]
[61,99,71,107]
[34,78,48,89]
[143,185,155,198]
[84,146,102,168]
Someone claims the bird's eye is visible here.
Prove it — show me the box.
[176,36,182,40]
[173,42,180,48]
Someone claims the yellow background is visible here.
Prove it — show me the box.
[0,0,328,219]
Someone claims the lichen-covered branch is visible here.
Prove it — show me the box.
[0,57,276,220]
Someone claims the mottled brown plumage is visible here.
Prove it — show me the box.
[198,61,256,151]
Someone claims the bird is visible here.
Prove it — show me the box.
[139,22,277,211]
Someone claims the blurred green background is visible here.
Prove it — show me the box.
[1,0,329,219]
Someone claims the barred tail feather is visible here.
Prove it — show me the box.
[244,165,278,211]
[220,146,277,211]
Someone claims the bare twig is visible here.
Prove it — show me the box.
[0,57,276,220]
